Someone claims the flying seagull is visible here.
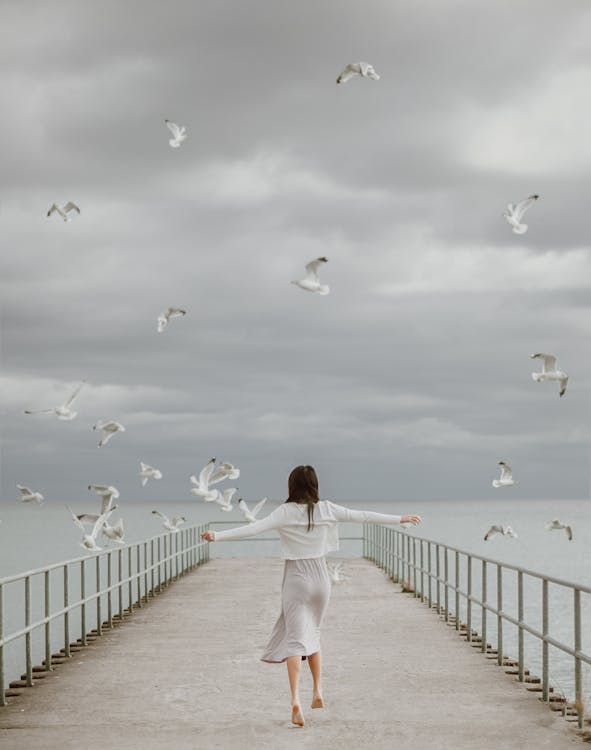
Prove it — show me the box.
[484,525,518,541]
[165,120,187,148]
[157,307,186,333]
[139,462,162,487]
[336,62,380,84]
[102,517,125,544]
[67,504,115,552]
[17,485,44,504]
[152,510,186,532]
[291,257,330,295]
[531,353,568,397]
[214,488,237,512]
[238,497,267,523]
[190,458,220,502]
[492,461,517,488]
[79,486,120,523]
[24,381,85,421]
[93,420,126,447]
[545,519,573,541]
[75,503,119,526]
[47,202,80,222]
[503,194,539,234]
[209,461,240,485]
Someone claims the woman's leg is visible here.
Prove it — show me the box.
[308,651,324,707]
[286,656,304,725]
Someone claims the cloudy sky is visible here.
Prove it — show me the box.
[2,0,590,505]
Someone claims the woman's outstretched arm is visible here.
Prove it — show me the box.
[201,505,287,542]
[327,502,421,526]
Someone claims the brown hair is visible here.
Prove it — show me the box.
[285,465,320,531]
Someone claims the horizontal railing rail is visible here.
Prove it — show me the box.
[363,525,590,729]
[0,523,210,707]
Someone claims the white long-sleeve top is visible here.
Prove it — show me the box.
[213,500,402,560]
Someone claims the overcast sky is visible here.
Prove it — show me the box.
[1,0,590,506]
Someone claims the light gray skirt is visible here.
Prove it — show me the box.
[261,557,331,663]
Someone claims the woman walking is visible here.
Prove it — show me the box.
[201,465,421,727]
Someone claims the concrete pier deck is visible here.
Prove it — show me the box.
[0,557,582,749]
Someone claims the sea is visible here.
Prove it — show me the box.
[0,498,589,704]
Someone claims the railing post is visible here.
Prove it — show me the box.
[136,545,142,607]
[0,583,5,706]
[150,539,155,595]
[481,560,487,653]
[96,556,102,635]
[80,560,86,647]
[444,548,449,622]
[427,542,432,607]
[118,549,123,620]
[25,577,32,685]
[436,544,441,614]
[127,547,133,612]
[412,538,417,596]
[466,555,472,642]
[542,578,549,701]
[143,542,148,599]
[175,533,179,580]
[454,551,460,630]
[497,564,503,666]
[574,588,583,729]
[63,565,70,657]
[107,552,113,629]
[45,569,53,666]
[518,570,524,681]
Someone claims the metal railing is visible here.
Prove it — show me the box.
[0,523,210,706]
[363,524,590,729]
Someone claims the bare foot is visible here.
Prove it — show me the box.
[311,695,324,709]
[291,704,305,726]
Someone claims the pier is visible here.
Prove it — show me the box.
[0,525,588,748]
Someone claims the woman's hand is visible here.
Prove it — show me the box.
[201,530,215,542]
[401,515,422,526]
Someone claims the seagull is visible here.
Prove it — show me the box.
[139,462,162,487]
[492,461,517,488]
[484,525,518,541]
[152,510,186,532]
[238,497,267,523]
[336,62,380,84]
[75,503,119,525]
[503,194,539,234]
[531,353,569,397]
[291,257,330,295]
[93,420,126,447]
[545,519,573,541]
[24,381,85,421]
[16,485,44,504]
[102,517,125,544]
[47,202,80,221]
[209,461,240,485]
[67,504,115,552]
[157,307,186,333]
[164,120,187,148]
[190,458,220,502]
[214,488,237,512]
[88,484,119,509]
[327,561,350,584]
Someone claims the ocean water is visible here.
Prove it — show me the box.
[0,498,589,703]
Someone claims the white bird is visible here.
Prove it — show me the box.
[545,519,573,541]
[24,381,85,421]
[492,461,517,488]
[238,497,267,523]
[17,485,44,504]
[336,61,380,84]
[503,194,539,234]
[75,503,119,525]
[214,488,237,512]
[157,307,186,333]
[102,517,125,544]
[164,120,187,148]
[93,420,126,447]
[139,462,162,487]
[327,561,350,584]
[47,201,80,221]
[152,510,186,532]
[531,353,569,397]
[291,257,330,295]
[67,504,115,552]
[190,458,220,502]
[209,461,240,485]
[87,485,120,510]
[484,525,518,541]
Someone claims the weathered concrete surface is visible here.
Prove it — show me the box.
[0,558,582,749]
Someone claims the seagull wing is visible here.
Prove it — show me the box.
[531,353,557,373]
[238,498,250,516]
[304,257,328,282]
[91,508,114,541]
[64,202,80,214]
[165,120,181,138]
[66,505,86,533]
[152,510,169,523]
[484,525,502,540]
[171,516,185,527]
[198,458,216,489]
[17,485,33,496]
[64,381,85,407]
[565,526,573,541]
[499,463,513,481]
[250,497,267,517]
[513,195,539,222]
[336,64,358,84]
[221,488,237,505]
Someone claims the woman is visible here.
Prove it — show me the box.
[201,465,421,727]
